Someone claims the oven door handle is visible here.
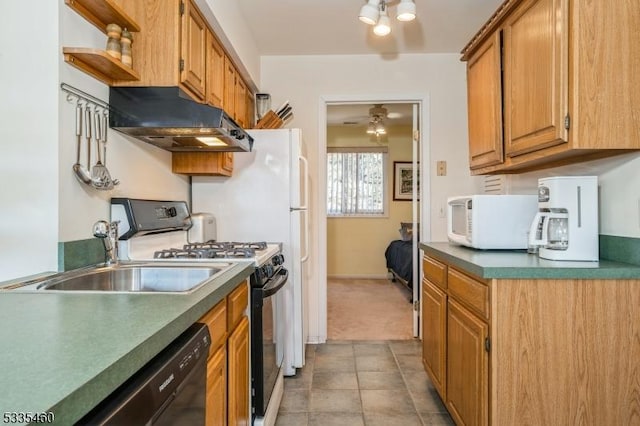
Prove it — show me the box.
[263,269,289,298]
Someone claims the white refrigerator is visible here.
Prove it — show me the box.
[191,129,309,376]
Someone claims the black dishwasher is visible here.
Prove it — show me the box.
[78,323,211,425]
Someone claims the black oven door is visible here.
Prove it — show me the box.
[251,268,288,420]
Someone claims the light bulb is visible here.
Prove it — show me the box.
[358,0,380,25]
[373,10,391,36]
[396,0,416,21]
[366,121,376,134]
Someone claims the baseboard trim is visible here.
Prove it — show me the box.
[328,274,389,280]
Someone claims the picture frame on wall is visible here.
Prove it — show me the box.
[393,161,419,201]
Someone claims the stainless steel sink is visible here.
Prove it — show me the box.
[10,262,233,293]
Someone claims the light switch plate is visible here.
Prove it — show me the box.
[437,161,447,176]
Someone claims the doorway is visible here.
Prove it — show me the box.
[318,95,429,342]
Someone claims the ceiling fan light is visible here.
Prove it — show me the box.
[375,121,386,134]
[358,0,380,25]
[396,0,416,21]
[373,11,391,36]
[366,121,376,134]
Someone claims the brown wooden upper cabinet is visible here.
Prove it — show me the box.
[172,151,233,176]
[246,90,256,128]
[503,0,568,158]
[467,32,504,169]
[206,31,225,109]
[112,0,255,176]
[235,77,248,128]
[461,0,640,174]
[180,0,207,100]
[223,56,237,121]
[113,0,253,116]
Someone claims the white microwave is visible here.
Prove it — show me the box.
[447,195,538,249]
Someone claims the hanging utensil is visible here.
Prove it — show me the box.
[91,108,115,190]
[102,111,120,187]
[85,106,92,175]
[102,111,108,165]
[72,103,92,185]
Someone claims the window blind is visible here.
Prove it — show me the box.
[327,149,386,216]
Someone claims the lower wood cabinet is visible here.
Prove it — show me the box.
[421,253,640,425]
[421,279,447,397]
[199,280,249,426]
[446,298,488,426]
[421,256,489,426]
[227,316,250,426]
[206,347,226,426]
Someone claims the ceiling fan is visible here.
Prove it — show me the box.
[367,104,388,136]
[329,103,406,127]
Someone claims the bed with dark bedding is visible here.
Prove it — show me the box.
[384,222,418,300]
[385,239,414,289]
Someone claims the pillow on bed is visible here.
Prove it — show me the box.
[399,222,414,241]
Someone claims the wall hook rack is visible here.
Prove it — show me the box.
[61,82,120,191]
[60,83,110,114]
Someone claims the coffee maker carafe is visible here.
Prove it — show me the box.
[528,176,598,261]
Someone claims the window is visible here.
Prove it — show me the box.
[327,148,387,216]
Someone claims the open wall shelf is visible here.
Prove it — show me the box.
[63,48,140,85]
[63,0,141,85]
[65,0,140,33]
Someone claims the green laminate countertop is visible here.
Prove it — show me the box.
[0,261,254,425]
[420,242,640,279]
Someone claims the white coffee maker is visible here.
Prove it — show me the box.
[528,176,599,261]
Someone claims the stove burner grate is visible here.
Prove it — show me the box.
[154,249,212,259]
[184,241,268,251]
[153,241,269,259]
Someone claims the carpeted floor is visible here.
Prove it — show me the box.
[327,278,414,340]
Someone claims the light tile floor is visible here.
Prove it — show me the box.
[275,340,455,426]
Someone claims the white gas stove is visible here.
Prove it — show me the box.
[112,198,283,278]
[111,198,287,426]
[117,230,282,268]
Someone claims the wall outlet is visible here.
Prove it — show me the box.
[437,161,447,176]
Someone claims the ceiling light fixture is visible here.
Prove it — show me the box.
[367,104,388,137]
[358,0,416,36]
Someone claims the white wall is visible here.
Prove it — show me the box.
[503,153,640,238]
[0,1,59,280]
[259,54,481,342]
[0,3,190,282]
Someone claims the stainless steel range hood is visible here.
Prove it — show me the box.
[109,87,253,152]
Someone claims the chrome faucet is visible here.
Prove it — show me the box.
[93,220,120,265]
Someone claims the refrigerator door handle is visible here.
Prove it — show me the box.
[301,208,309,263]
[299,155,309,210]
